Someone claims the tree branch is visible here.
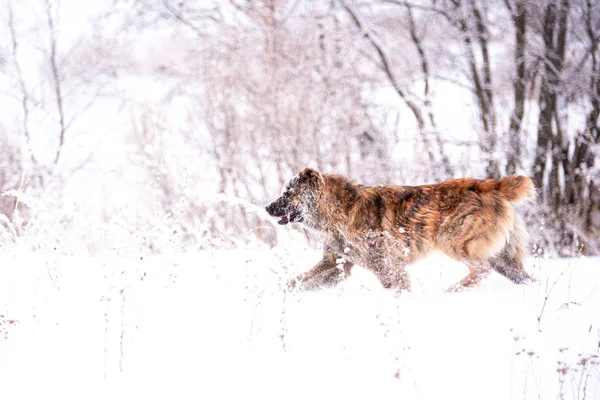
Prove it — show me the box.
[8,4,36,165]
[45,0,67,165]
[342,2,425,129]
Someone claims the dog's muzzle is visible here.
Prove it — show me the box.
[266,198,303,225]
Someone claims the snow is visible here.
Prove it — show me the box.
[0,246,599,400]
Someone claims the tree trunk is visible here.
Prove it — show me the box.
[456,2,499,178]
[506,0,526,175]
[533,0,569,204]
[570,0,600,232]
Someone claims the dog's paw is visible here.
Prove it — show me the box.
[287,277,302,292]
[525,277,537,284]
[287,278,297,290]
[446,283,468,293]
[518,275,536,285]
[392,286,411,296]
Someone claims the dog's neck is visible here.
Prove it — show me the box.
[307,174,359,232]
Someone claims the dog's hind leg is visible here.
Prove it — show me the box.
[489,249,531,284]
[447,260,492,292]
[288,253,353,291]
[488,216,532,284]
[439,200,513,291]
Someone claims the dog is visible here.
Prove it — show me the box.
[266,167,535,292]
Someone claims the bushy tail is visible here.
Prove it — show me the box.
[498,175,535,204]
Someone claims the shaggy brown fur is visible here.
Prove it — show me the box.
[266,168,535,292]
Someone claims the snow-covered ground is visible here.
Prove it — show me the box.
[0,243,599,400]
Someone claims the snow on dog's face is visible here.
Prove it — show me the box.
[265,167,324,225]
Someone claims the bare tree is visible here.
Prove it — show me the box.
[405,4,454,178]
[571,0,600,232]
[532,0,570,205]
[504,0,527,175]
[342,2,453,180]
[7,4,35,166]
[44,0,67,165]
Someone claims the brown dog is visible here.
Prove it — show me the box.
[266,168,535,292]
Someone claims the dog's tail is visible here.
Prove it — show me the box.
[498,175,535,204]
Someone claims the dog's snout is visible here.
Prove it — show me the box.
[265,201,278,216]
[266,196,290,217]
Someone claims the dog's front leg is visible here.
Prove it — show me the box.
[366,258,411,292]
[288,252,353,291]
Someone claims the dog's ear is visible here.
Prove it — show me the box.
[306,160,319,170]
[300,167,325,188]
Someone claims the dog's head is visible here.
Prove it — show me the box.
[265,167,325,226]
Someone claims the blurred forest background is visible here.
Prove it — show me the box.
[0,0,598,256]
